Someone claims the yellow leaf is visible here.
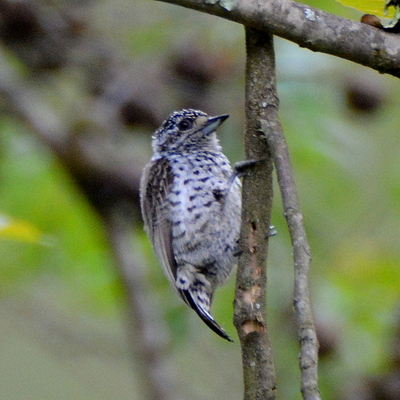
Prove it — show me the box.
[336,0,395,18]
[0,214,43,244]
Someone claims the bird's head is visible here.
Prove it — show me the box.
[152,109,229,154]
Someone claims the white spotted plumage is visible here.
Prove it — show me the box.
[140,109,241,341]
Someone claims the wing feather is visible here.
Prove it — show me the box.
[141,157,233,342]
[140,158,178,289]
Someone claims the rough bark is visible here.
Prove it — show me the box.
[262,110,320,400]
[233,25,321,400]
[261,86,321,400]
[156,0,400,78]
[233,28,276,400]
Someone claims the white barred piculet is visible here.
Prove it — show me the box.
[140,109,242,341]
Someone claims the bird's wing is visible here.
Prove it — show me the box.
[141,157,233,342]
[140,157,178,289]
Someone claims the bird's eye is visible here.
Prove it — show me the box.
[178,118,193,131]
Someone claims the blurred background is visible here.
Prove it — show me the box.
[0,0,399,399]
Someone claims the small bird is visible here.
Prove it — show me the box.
[140,109,241,341]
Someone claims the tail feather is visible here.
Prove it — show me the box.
[180,289,233,342]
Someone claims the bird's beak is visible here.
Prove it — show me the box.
[201,114,229,135]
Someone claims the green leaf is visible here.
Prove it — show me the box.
[336,0,396,17]
[0,214,43,244]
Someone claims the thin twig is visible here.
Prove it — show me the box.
[233,28,276,400]
[262,102,321,398]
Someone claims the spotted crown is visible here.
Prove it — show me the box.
[159,109,207,133]
[152,109,213,154]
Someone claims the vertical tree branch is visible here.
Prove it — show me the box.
[261,76,321,400]
[233,28,276,400]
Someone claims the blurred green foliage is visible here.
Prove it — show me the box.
[0,0,399,399]
[336,0,397,18]
[0,214,43,243]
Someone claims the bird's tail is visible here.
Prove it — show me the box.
[181,289,233,342]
